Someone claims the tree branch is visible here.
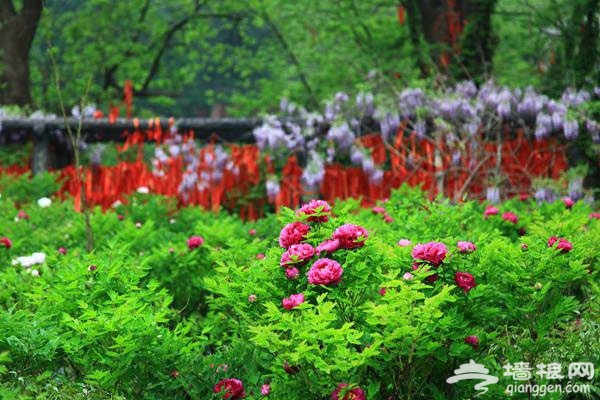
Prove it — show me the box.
[261,9,320,110]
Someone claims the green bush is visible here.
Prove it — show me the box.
[0,179,598,399]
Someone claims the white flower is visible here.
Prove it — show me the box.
[169,218,176,224]
[137,186,150,194]
[31,269,40,277]
[112,200,123,208]
[135,222,142,229]
[13,252,46,268]
[38,197,52,208]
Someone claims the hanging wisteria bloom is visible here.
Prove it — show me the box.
[302,151,325,190]
[266,178,281,199]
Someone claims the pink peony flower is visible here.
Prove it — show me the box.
[316,239,340,254]
[412,263,438,283]
[502,212,518,224]
[213,378,246,399]
[307,258,343,285]
[372,206,386,214]
[280,243,315,266]
[261,384,270,396]
[563,197,574,209]
[118,214,124,221]
[248,294,257,303]
[0,237,12,249]
[285,267,300,280]
[457,241,477,254]
[248,229,257,236]
[332,224,369,250]
[398,239,411,247]
[58,247,67,255]
[256,253,265,260]
[455,272,476,293]
[547,236,573,253]
[296,199,332,223]
[411,242,448,267]
[383,214,394,223]
[519,193,529,201]
[279,222,310,248]
[187,236,205,250]
[379,287,387,296]
[521,243,528,251]
[17,210,29,220]
[465,335,479,350]
[330,383,366,400]
[403,272,414,280]
[590,212,600,220]
[484,206,499,217]
[282,293,305,310]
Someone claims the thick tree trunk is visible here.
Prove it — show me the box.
[0,0,43,106]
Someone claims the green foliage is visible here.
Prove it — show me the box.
[0,178,598,398]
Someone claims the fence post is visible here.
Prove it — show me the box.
[31,123,49,174]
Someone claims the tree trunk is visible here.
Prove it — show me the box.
[403,0,497,82]
[0,0,43,106]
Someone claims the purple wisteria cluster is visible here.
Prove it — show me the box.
[152,127,239,202]
[253,81,599,197]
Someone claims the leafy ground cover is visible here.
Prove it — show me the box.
[0,175,598,399]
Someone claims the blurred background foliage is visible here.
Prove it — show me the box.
[0,0,598,116]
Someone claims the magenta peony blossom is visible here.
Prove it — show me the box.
[379,287,387,296]
[457,241,477,254]
[465,335,479,350]
[187,236,205,250]
[260,384,270,396]
[398,239,411,247]
[330,383,366,400]
[502,212,519,224]
[455,272,476,293]
[282,293,305,310]
[372,206,386,214]
[17,210,29,220]
[411,242,448,267]
[296,199,332,223]
[316,239,341,254]
[280,243,315,266]
[248,229,257,236]
[484,206,499,217]
[0,237,12,249]
[213,378,246,399]
[563,197,574,209]
[285,267,300,280]
[590,212,600,220]
[279,222,310,248]
[307,258,343,285]
[332,224,369,249]
[58,247,67,255]
[383,214,394,223]
[256,253,265,260]
[547,236,573,253]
